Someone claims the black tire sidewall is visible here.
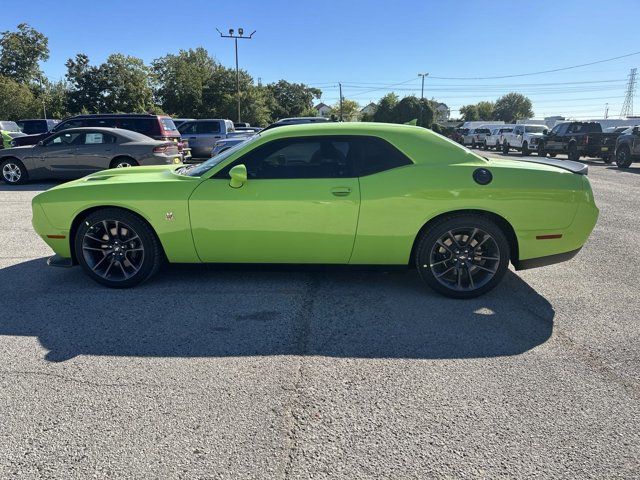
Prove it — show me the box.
[415,215,510,299]
[74,208,161,288]
[1,158,28,184]
[616,147,632,168]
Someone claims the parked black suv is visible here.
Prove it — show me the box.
[614,125,640,168]
[16,119,60,135]
[538,121,619,162]
[13,114,191,161]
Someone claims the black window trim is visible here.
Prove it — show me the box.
[211,134,414,180]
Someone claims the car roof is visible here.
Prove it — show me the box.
[51,127,154,141]
[255,122,481,166]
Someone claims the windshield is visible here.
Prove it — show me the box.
[526,125,547,134]
[184,135,258,177]
[0,121,21,132]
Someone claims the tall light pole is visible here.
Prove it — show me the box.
[217,27,256,123]
[418,73,429,126]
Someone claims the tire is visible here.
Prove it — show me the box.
[74,208,163,288]
[537,143,546,157]
[548,153,556,158]
[603,155,613,164]
[567,143,579,162]
[110,157,139,169]
[616,146,632,168]
[415,215,510,299]
[471,140,476,149]
[502,142,509,155]
[521,141,529,156]
[1,158,28,184]
[482,141,488,151]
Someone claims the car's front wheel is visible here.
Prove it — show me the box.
[415,215,510,298]
[1,158,28,184]
[521,141,529,156]
[616,146,632,168]
[74,208,163,288]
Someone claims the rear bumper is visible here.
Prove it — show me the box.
[513,247,581,270]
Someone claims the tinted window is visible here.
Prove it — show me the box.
[227,138,353,179]
[354,136,413,176]
[197,121,221,134]
[214,135,411,179]
[178,122,196,134]
[119,118,156,136]
[85,118,117,128]
[56,119,84,131]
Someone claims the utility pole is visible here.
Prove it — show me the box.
[620,68,637,118]
[216,27,256,123]
[604,103,609,119]
[418,73,429,126]
[39,73,47,119]
[418,72,429,99]
[339,82,343,121]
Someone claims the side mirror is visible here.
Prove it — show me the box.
[229,164,247,188]
[36,140,44,146]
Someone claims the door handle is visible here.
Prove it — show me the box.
[331,187,351,196]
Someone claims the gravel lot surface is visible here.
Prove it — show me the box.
[0,153,638,479]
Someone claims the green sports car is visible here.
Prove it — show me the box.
[31,122,598,298]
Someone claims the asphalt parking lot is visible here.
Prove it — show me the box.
[0,154,638,479]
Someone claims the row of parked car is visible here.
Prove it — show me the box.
[455,121,640,168]
[0,113,335,184]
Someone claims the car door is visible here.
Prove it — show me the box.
[545,124,563,151]
[74,131,117,172]
[38,131,84,178]
[189,136,360,263]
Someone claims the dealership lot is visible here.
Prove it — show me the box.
[0,155,638,478]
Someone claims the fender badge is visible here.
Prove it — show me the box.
[165,212,174,221]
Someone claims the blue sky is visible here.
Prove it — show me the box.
[2,0,639,119]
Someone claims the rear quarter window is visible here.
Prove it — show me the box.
[355,136,413,176]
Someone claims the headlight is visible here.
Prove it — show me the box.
[10,140,16,147]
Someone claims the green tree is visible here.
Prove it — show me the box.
[102,53,155,112]
[0,23,49,84]
[494,92,533,123]
[392,96,433,127]
[373,93,399,123]
[65,53,108,113]
[153,48,217,117]
[0,76,38,119]
[267,80,322,120]
[476,101,495,120]
[459,104,479,121]
[331,99,360,121]
[42,79,70,119]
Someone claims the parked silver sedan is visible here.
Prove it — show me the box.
[0,127,183,184]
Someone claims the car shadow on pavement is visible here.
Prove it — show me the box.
[0,259,554,362]
[0,181,62,192]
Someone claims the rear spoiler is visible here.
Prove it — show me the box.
[522,158,588,175]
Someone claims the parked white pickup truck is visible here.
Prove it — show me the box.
[483,125,514,150]
[501,124,549,156]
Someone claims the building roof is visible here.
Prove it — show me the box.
[314,103,331,110]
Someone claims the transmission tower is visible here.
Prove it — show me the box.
[620,68,637,117]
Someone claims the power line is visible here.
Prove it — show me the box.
[427,50,640,80]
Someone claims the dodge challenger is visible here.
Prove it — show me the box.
[31,123,599,298]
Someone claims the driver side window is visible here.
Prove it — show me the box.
[217,137,353,179]
[44,132,83,146]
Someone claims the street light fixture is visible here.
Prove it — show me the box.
[216,27,257,123]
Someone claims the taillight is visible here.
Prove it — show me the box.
[153,143,174,153]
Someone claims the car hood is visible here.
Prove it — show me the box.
[49,165,192,191]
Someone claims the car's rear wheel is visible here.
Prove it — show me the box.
[110,157,139,169]
[1,158,28,184]
[521,141,529,156]
[616,146,632,168]
[471,140,477,149]
[415,215,510,298]
[74,208,163,288]
[502,142,509,154]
